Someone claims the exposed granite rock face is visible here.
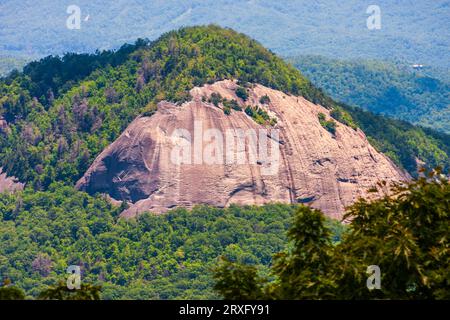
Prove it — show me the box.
[0,117,10,135]
[76,80,409,219]
[0,167,24,193]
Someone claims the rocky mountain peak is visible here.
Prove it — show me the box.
[76,80,409,219]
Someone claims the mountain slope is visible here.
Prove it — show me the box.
[0,25,331,190]
[290,55,450,134]
[0,186,317,299]
[0,25,448,195]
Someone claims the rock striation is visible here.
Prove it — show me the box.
[0,167,24,193]
[76,80,409,219]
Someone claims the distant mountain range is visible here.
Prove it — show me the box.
[1,0,449,69]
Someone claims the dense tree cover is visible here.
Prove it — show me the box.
[0,25,448,190]
[291,55,450,134]
[214,172,450,299]
[18,40,149,106]
[341,104,450,176]
[0,279,25,300]
[318,112,337,135]
[0,184,347,299]
[344,104,450,174]
[38,282,101,300]
[0,286,25,300]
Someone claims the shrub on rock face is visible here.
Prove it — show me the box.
[236,87,248,101]
[223,99,241,111]
[324,121,336,135]
[259,95,270,104]
[244,106,254,117]
[330,107,356,129]
[318,112,337,135]
[209,92,223,107]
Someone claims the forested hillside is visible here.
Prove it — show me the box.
[0,26,448,192]
[1,175,446,300]
[291,55,450,134]
[0,186,346,299]
[340,104,450,175]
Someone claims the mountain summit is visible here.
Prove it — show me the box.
[0,26,447,217]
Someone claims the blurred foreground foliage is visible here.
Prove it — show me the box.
[214,170,449,300]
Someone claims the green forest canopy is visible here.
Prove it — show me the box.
[1,174,447,300]
[0,185,346,299]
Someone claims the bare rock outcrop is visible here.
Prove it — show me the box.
[0,117,10,135]
[0,167,24,193]
[76,80,409,219]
